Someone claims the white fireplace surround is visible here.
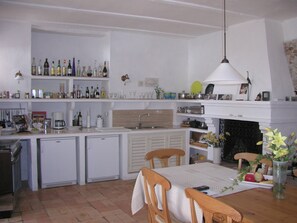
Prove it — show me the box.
[200,100,297,147]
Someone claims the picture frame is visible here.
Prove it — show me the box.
[218,94,232,100]
[239,83,248,95]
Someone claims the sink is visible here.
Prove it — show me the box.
[126,126,165,130]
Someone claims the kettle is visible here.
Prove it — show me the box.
[96,115,103,128]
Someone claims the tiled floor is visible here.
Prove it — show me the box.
[0,180,147,223]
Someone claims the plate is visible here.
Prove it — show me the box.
[239,175,273,189]
[190,81,202,94]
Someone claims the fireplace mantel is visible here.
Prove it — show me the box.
[201,100,297,135]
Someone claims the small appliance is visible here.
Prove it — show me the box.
[52,112,66,129]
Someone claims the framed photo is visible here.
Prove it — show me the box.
[218,94,232,100]
[239,83,248,94]
[204,94,217,100]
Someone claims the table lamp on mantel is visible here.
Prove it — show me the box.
[203,0,247,85]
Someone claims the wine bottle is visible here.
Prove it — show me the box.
[56,60,61,76]
[31,57,36,75]
[90,86,94,98]
[102,61,108,77]
[95,85,100,98]
[43,58,49,76]
[76,59,81,77]
[37,59,43,76]
[76,85,81,99]
[86,87,90,99]
[78,111,82,127]
[62,59,67,76]
[67,60,72,76]
[93,60,98,77]
[72,57,76,76]
[50,61,55,76]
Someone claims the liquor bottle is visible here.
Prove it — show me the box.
[86,87,90,99]
[37,59,43,76]
[76,85,81,99]
[43,58,49,76]
[76,59,81,77]
[67,60,72,76]
[102,61,108,77]
[31,57,36,75]
[78,111,82,127]
[72,85,76,99]
[95,85,100,98]
[72,57,76,76]
[56,60,61,76]
[90,86,94,98]
[50,61,56,76]
[101,87,106,98]
[62,59,67,76]
[93,60,98,77]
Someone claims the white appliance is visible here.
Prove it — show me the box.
[86,135,119,182]
[39,137,77,188]
[52,112,66,129]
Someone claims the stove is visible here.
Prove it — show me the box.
[0,139,22,218]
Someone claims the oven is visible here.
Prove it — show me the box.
[0,139,22,196]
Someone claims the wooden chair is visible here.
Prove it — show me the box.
[145,148,185,169]
[141,167,172,223]
[185,188,243,223]
[234,152,272,174]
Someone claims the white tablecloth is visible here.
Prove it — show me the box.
[131,162,254,223]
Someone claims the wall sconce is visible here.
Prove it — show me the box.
[15,70,24,83]
[121,74,130,85]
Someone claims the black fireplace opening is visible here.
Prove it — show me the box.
[220,119,263,162]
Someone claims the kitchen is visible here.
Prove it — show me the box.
[1,0,297,221]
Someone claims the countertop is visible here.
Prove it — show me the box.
[0,126,185,140]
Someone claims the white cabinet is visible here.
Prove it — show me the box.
[128,131,186,173]
[86,135,119,182]
[39,137,77,188]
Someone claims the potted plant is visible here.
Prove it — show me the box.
[201,131,230,164]
[154,85,164,99]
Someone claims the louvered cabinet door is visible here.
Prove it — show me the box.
[128,134,148,173]
[167,131,186,166]
[147,133,167,168]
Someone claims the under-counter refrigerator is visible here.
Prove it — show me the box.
[39,137,77,188]
[86,135,119,182]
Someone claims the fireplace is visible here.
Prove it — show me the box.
[220,119,263,162]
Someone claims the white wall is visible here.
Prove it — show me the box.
[110,31,189,98]
[265,20,294,99]
[282,17,297,42]
[0,20,31,96]
[189,19,295,100]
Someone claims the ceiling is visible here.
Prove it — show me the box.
[0,0,297,37]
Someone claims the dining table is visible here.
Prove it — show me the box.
[131,162,262,223]
[218,184,297,223]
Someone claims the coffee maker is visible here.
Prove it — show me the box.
[52,112,66,129]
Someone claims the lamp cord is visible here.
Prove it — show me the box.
[221,0,229,63]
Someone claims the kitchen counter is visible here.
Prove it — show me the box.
[0,126,185,191]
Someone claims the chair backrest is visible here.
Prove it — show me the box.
[141,167,172,223]
[145,148,185,169]
[234,152,272,174]
[185,188,243,223]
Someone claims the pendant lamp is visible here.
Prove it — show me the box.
[203,0,246,85]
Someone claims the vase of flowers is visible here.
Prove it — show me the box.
[201,131,230,164]
[257,128,297,199]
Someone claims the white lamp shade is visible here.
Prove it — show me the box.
[203,62,247,85]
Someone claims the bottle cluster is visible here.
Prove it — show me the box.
[31,57,109,78]
[72,85,106,99]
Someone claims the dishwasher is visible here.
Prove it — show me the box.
[86,135,119,182]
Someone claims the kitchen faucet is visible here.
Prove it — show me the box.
[138,113,150,129]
